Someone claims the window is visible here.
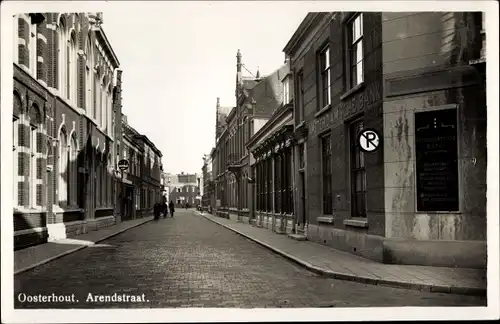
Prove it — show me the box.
[70,135,78,206]
[94,72,99,120]
[283,76,290,105]
[69,32,77,104]
[86,39,92,113]
[58,18,67,97]
[348,13,364,88]
[296,71,304,122]
[319,46,331,109]
[13,116,19,207]
[58,130,68,206]
[350,119,366,217]
[29,15,37,76]
[321,133,332,215]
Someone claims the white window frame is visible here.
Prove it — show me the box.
[30,124,43,208]
[349,13,364,88]
[58,131,68,206]
[58,18,67,98]
[13,117,19,207]
[283,76,290,105]
[86,40,93,113]
[70,135,78,206]
[29,15,37,77]
[69,32,77,105]
[319,46,331,109]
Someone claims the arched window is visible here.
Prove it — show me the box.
[70,134,78,206]
[29,104,42,208]
[101,76,107,131]
[58,17,67,97]
[28,14,38,76]
[13,92,22,208]
[69,31,77,104]
[94,70,100,121]
[85,37,93,113]
[58,128,68,206]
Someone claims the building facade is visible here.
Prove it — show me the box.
[13,13,121,249]
[201,153,215,212]
[118,115,163,220]
[164,172,200,207]
[282,12,486,268]
[212,50,289,222]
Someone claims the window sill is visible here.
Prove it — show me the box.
[314,104,332,118]
[340,82,365,101]
[343,218,368,228]
[317,216,334,224]
[14,207,47,214]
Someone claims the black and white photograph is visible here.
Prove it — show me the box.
[1,1,498,323]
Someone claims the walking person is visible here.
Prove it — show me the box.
[153,202,160,221]
[169,200,175,217]
[162,200,168,218]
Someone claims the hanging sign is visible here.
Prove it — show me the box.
[118,159,129,171]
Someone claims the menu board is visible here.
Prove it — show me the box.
[415,109,459,212]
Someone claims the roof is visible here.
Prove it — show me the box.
[247,63,289,116]
[283,12,336,55]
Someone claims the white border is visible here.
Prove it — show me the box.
[2,1,499,323]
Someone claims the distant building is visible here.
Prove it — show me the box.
[163,172,201,207]
[212,49,289,222]
[201,153,214,212]
[120,116,163,220]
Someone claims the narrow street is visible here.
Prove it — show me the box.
[14,210,486,308]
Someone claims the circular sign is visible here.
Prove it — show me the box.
[357,128,381,153]
[117,159,129,171]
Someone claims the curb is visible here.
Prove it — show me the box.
[196,212,486,297]
[14,217,154,275]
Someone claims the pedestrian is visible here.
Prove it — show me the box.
[169,200,175,217]
[153,202,160,221]
[163,201,168,218]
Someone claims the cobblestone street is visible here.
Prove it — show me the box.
[14,210,486,308]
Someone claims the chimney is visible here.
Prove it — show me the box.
[216,97,220,109]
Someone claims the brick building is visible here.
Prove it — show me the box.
[201,153,215,212]
[12,13,122,249]
[247,59,295,233]
[163,172,200,208]
[212,50,289,222]
[282,12,486,268]
[119,115,163,220]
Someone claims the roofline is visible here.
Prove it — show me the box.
[283,12,336,55]
[94,26,120,68]
[247,103,294,150]
[283,13,320,55]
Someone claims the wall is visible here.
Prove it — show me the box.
[293,13,385,261]
[381,12,486,268]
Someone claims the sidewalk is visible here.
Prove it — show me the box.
[14,216,153,275]
[195,211,487,296]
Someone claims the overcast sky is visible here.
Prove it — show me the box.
[100,2,307,175]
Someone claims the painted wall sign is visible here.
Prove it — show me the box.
[357,128,381,152]
[415,108,459,212]
[310,81,382,137]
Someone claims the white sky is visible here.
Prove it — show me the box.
[101,2,307,175]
